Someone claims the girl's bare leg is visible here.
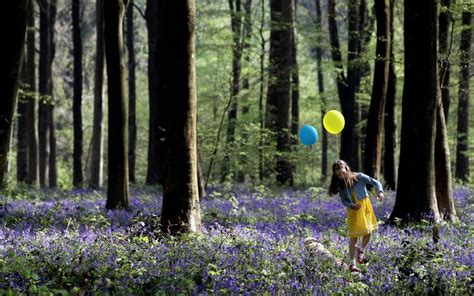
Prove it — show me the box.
[360,233,371,251]
[349,237,358,265]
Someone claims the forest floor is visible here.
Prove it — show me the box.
[0,185,472,294]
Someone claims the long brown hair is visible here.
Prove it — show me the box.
[328,159,358,196]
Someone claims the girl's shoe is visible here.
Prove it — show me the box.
[349,264,361,273]
[357,248,366,264]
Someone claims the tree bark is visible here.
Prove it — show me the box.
[157,0,201,235]
[221,0,243,182]
[104,0,130,210]
[315,0,328,180]
[328,0,355,167]
[89,0,104,189]
[455,11,471,183]
[383,0,397,190]
[438,0,452,121]
[48,102,57,188]
[25,0,38,186]
[389,0,440,223]
[435,90,456,222]
[347,0,363,171]
[290,0,299,148]
[38,0,56,188]
[266,0,294,186]
[237,0,252,183]
[0,0,28,189]
[72,0,83,187]
[145,0,161,185]
[258,0,266,181]
[127,0,137,184]
[364,0,390,179]
[17,63,28,182]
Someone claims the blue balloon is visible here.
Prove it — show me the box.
[299,125,318,146]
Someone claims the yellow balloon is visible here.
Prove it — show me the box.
[323,110,345,134]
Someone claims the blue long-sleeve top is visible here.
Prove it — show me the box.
[338,173,384,208]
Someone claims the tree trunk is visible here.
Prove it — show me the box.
[258,0,266,181]
[127,0,137,184]
[438,0,452,121]
[145,0,161,185]
[72,0,83,187]
[0,0,28,189]
[237,0,252,184]
[157,0,201,235]
[356,0,372,171]
[88,0,104,189]
[290,0,299,184]
[290,0,299,148]
[38,0,56,188]
[435,90,456,222]
[48,103,57,188]
[328,0,353,166]
[104,0,130,210]
[315,0,328,180]
[48,0,57,189]
[347,0,363,170]
[197,146,207,200]
[25,0,38,186]
[364,0,390,179]
[39,0,50,187]
[221,0,243,182]
[17,63,28,182]
[455,11,471,183]
[383,0,397,190]
[267,0,294,186]
[389,0,440,223]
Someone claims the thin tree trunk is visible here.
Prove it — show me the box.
[290,0,299,184]
[25,0,38,186]
[104,0,130,210]
[258,0,266,181]
[389,0,440,224]
[89,0,104,189]
[145,0,161,185]
[0,0,28,189]
[455,11,471,183]
[17,63,28,182]
[383,0,397,190]
[315,0,328,180]
[72,0,83,187]
[39,0,50,187]
[237,0,252,184]
[435,89,456,222]
[157,0,201,235]
[438,0,452,121]
[48,103,57,188]
[127,0,137,184]
[290,0,299,148]
[197,145,207,200]
[48,0,57,189]
[364,0,390,179]
[221,0,243,182]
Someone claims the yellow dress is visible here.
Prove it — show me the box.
[347,191,378,238]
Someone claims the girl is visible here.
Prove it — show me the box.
[328,159,384,273]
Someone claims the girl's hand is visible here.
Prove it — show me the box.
[377,192,385,202]
[352,204,361,210]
